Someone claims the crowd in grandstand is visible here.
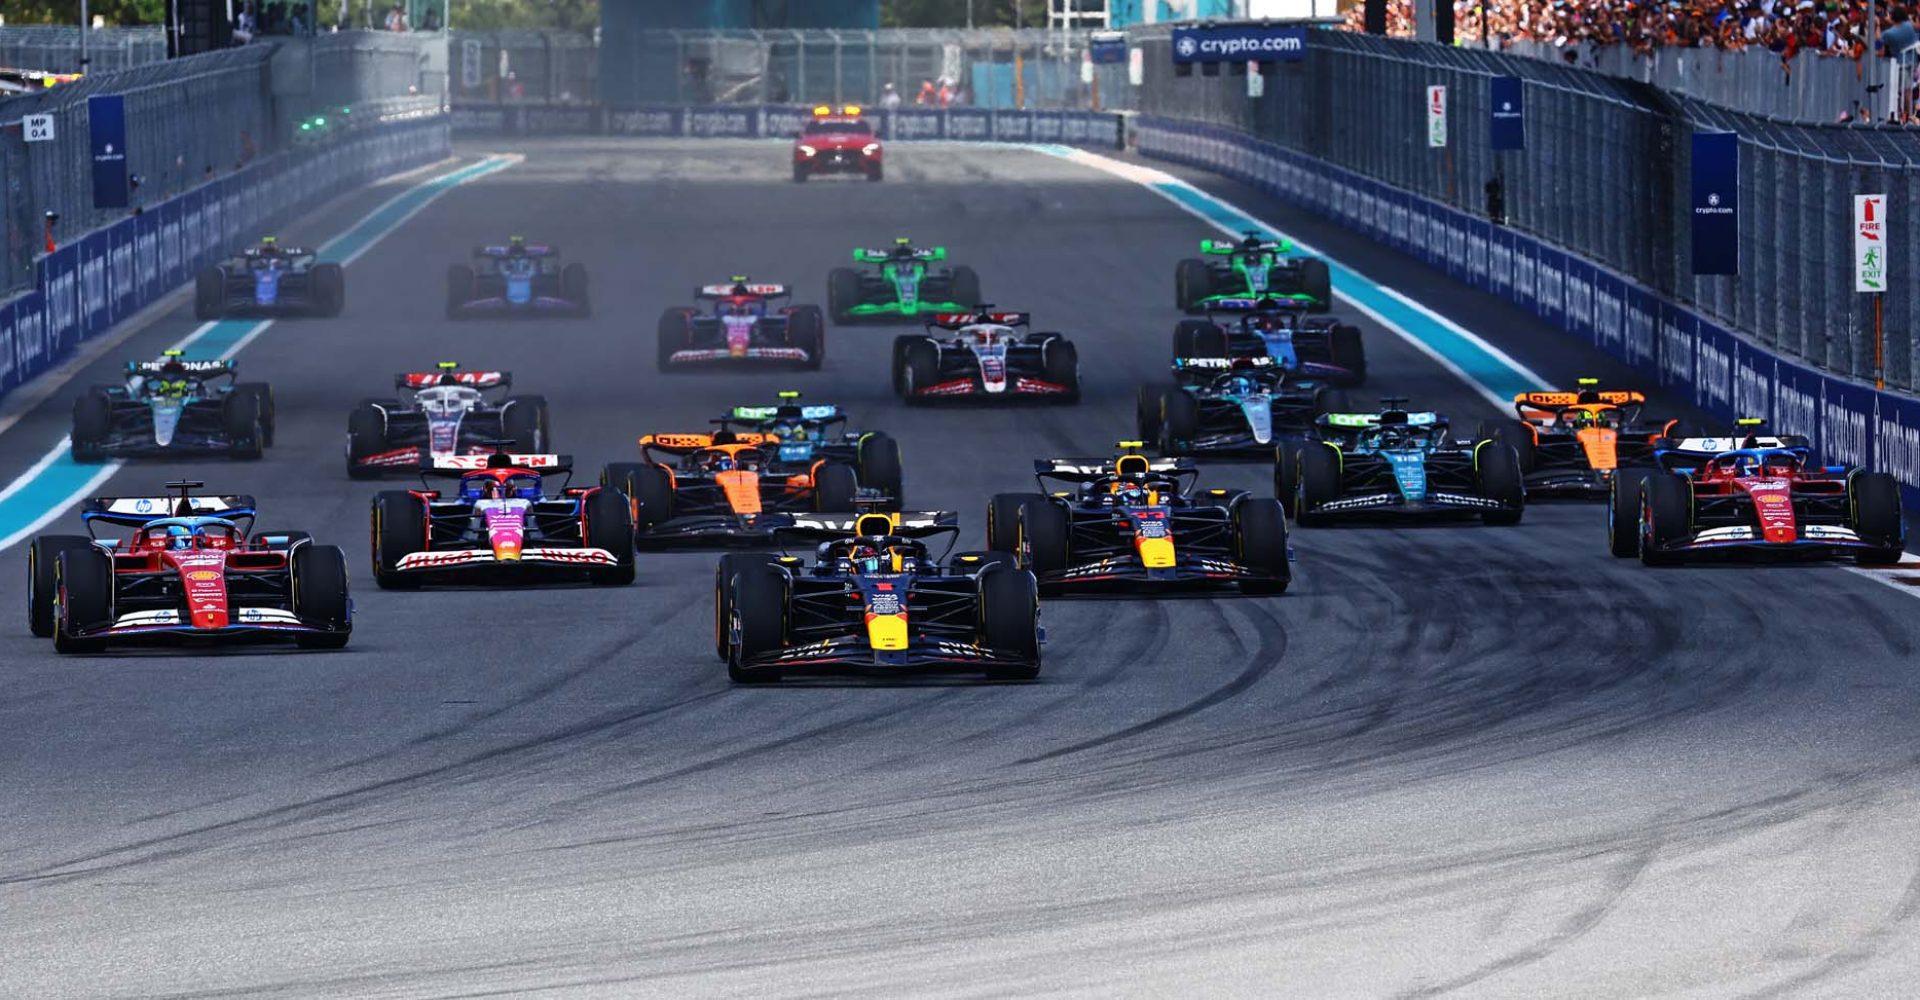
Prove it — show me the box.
[1347,0,1919,62]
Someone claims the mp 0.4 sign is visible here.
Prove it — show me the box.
[24,114,55,142]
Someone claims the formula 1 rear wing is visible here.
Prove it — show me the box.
[696,278,790,299]
[928,311,1028,329]
[780,510,959,540]
[398,363,510,391]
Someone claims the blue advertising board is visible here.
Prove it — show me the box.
[1489,76,1524,150]
[1170,24,1307,64]
[1690,131,1739,275]
[1090,33,1128,65]
[88,94,130,210]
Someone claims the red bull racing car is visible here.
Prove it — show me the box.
[717,511,1041,683]
[657,278,826,371]
[370,453,635,588]
[27,481,352,652]
[891,311,1080,403]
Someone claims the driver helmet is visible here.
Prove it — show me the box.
[1222,375,1256,396]
[1762,453,1798,476]
[165,524,198,550]
[849,542,888,574]
[1113,483,1152,506]
[1561,409,1601,429]
[726,300,755,318]
[508,235,527,254]
[461,477,504,501]
[973,327,998,346]
[1726,453,1761,476]
[706,453,736,473]
[257,236,280,256]
[777,422,811,442]
[1252,313,1291,333]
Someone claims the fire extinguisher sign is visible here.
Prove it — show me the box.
[1855,194,1887,292]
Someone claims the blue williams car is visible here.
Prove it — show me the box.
[71,350,274,462]
[446,236,590,319]
[194,237,345,319]
[1275,399,1524,526]
[713,391,904,507]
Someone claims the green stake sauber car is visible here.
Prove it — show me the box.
[827,238,982,323]
[1175,230,1333,314]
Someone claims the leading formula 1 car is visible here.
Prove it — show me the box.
[370,453,635,588]
[657,278,825,371]
[714,391,904,506]
[1175,231,1332,314]
[347,363,550,478]
[195,236,346,319]
[1276,400,1525,525]
[892,310,1080,403]
[446,236,590,318]
[603,432,866,549]
[27,481,351,652]
[71,350,275,462]
[1608,421,1904,565]
[717,511,1041,682]
[986,443,1291,595]
[1172,299,1366,385]
[1136,356,1351,457]
[827,238,981,322]
[1475,379,1684,500]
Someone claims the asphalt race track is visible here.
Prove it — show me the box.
[3,139,1919,998]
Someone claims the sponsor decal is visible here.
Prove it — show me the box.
[686,110,751,137]
[1733,358,1770,418]
[1170,25,1308,65]
[187,570,220,582]
[1696,336,1731,408]
[1773,378,1817,440]
[607,109,678,136]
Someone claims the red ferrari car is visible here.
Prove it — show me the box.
[793,105,882,183]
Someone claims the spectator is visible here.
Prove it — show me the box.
[290,2,308,34]
[336,0,352,30]
[419,5,439,31]
[879,81,902,109]
[234,2,256,43]
[916,79,936,105]
[1881,8,1918,55]
[384,1,408,31]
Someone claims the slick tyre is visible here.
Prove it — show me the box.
[1608,468,1649,558]
[347,402,387,479]
[583,488,637,585]
[311,263,347,318]
[1298,258,1333,313]
[1233,498,1291,595]
[987,492,1047,554]
[224,395,265,460]
[1639,474,1691,566]
[857,432,904,509]
[1850,471,1906,565]
[371,490,427,589]
[70,389,111,463]
[1273,446,1301,518]
[1172,319,1222,358]
[1159,388,1200,456]
[899,340,940,403]
[1016,498,1070,591]
[1137,384,1175,443]
[828,267,861,323]
[53,548,113,654]
[1475,419,1536,473]
[604,462,673,542]
[232,382,276,447]
[502,395,549,453]
[194,267,226,321]
[950,266,982,308]
[1041,340,1080,402]
[291,544,352,648]
[715,554,782,662]
[978,567,1041,680]
[1328,324,1367,385]
[657,308,694,372]
[1175,258,1211,311]
[727,564,788,684]
[812,463,859,513]
[1475,442,1525,525]
[1295,441,1342,527]
[1311,386,1352,417]
[29,535,95,638]
[787,304,826,369]
[560,262,591,317]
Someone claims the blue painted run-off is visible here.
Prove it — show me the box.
[0,155,513,544]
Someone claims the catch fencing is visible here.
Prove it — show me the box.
[1130,26,1920,392]
[0,26,166,74]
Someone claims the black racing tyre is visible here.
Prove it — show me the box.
[792,162,809,183]
[1639,474,1691,566]
[1850,471,1906,565]
[232,382,276,447]
[867,162,884,182]
[857,432,904,509]
[727,563,789,683]
[787,304,826,369]
[347,402,387,478]
[1137,383,1175,443]
[446,264,474,319]
[657,308,693,372]
[889,335,919,395]
[1172,319,1220,358]
[1232,497,1291,595]
[987,492,1047,554]
[604,461,673,540]
[291,544,352,648]
[1159,387,1200,456]
[1608,468,1649,558]
[1017,498,1070,582]
[1476,442,1525,525]
[371,490,428,589]
[828,267,861,322]
[978,567,1041,680]
[502,395,548,454]
[1273,446,1301,518]
[1476,419,1536,473]
[29,534,95,638]
[900,339,940,402]
[715,554,782,662]
[310,262,346,318]
[224,394,265,460]
[950,265,982,308]
[70,389,112,463]
[53,547,113,654]
[1295,441,1343,527]
[583,488,637,585]
[1311,386,1352,417]
[812,463,859,513]
[194,267,226,320]
[1042,340,1080,402]
[1175,257,1211,311]
[1328,324,1367,384]
[561,262,590,317]
[1297,258,1333,312]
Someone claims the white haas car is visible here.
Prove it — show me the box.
[889,310,1080,404]
[347,363,550,479]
